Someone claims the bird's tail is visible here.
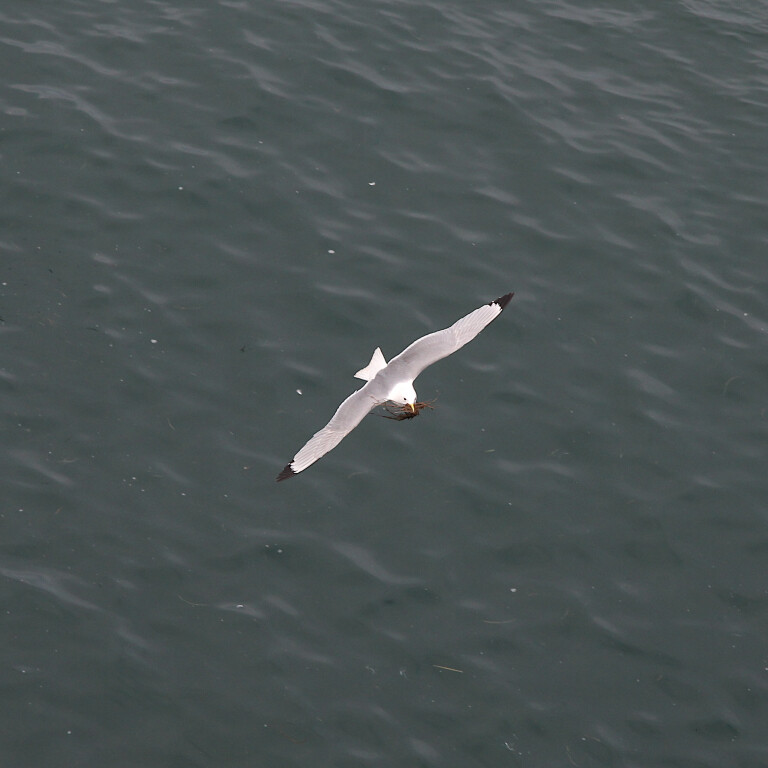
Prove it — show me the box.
[354,347,387,381]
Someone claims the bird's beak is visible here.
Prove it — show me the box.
[408,403,415,413]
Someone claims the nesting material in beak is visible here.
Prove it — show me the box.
[379,400,437,420]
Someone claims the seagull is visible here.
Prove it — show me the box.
[277,292,514,481]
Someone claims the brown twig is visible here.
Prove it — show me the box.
[379,399,437,420]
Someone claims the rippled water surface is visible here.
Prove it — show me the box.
[2,1,767,765]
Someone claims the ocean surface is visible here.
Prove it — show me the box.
[2,1,767,765]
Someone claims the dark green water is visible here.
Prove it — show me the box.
[2,1,767,765]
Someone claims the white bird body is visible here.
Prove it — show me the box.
[277,292,513,481]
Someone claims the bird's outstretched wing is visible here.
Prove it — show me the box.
[385,293,513,381]
[277,379,386,481]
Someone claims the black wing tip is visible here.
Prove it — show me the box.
[491,292,514,310]
[276,464,297,482]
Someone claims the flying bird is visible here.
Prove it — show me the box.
[277,292,514,481]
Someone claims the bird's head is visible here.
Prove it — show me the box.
[389,382,417,413]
